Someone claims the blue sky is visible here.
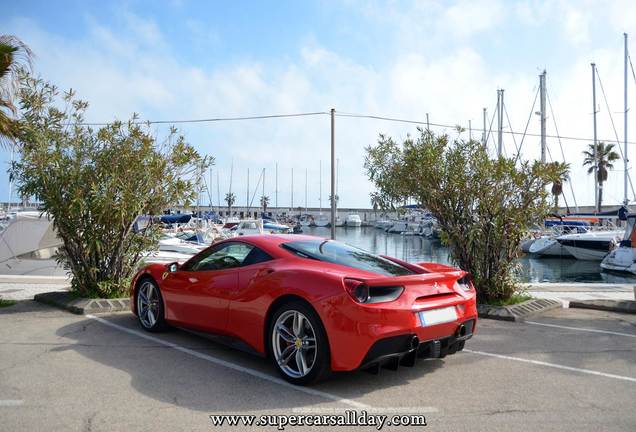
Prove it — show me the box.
[4,0,636,209]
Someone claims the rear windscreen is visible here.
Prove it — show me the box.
[282,239,414,277]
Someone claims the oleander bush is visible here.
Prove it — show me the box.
[365,128,559,303]
[12,74,212,298]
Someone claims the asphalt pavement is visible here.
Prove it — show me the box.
[0,303,634,431]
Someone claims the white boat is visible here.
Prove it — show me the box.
[158,235,207,255]
[142,250,194,264]
[528,236,572,257]
[520,237,537,253]
[313,216,330,227]
[601,215,636,274]
[374,219,393,230]
[0,211,61,262]
[557,230,623,261]
[344,214,362,227]
[233,219,265,236]
[386,221,408,234]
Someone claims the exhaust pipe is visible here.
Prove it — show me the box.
[410,335,420,350]
[456,324,467,338]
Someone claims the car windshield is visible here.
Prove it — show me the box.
[282,239,414,276]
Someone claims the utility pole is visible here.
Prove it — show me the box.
[592,63,599,211]
[291,168,294,211]
[426,113,430,131]
[625,33,629,205]
[469,120,472,141]
[262,168,266,214]
[497,90,504,157]
[330,108,336,240]
[539,70,547,163]
[246,168,250,215]
[482,108,487,148]
[319,160,322,213]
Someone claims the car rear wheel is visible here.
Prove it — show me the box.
[136,279,167,332]
[268,301,330,385]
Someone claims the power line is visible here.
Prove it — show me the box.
[335,111,636,146]
[72,108,636,147]
[77,111,329,126]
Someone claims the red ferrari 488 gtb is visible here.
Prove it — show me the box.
[131,235,477,385]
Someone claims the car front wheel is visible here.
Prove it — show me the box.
[268,301,330,385]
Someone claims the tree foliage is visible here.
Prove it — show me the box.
[225,192,236,212]
[12,75,212,298]
[0,35,33,148]
[582,141,620,211]
[260,195,270,212]
[365,128,559,303]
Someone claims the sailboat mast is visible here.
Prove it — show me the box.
[319,160,322,214]
[592,63,599,211]
[246,168,250,213]
[497,89,504,157]
[275,162,278,211]
[291,168,294,211]
[305,168,308,213]
[216,170,220,212]
[625,33,629,206]
[539,70,547,163]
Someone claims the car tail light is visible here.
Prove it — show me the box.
[456,275,474,292]
[344,278,404,304]
[344,278,369,303]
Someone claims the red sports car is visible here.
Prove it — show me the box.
[130,235,477,385]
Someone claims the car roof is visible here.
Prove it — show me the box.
[231,234,326,250]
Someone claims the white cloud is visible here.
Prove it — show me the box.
[5,1,636,209]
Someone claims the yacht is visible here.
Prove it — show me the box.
[601,215,636,274]
[313,215,330,227]
[344,214,362,227]
[527,225,586,257]
[556,229,623,261]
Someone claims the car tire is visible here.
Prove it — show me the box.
[136,278,167,332]
[268,300,330,385]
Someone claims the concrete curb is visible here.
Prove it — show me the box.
[34,291,130,315]
[569,299,636,315]
[478,298,562,322]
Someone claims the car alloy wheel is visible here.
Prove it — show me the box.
[136,279,165,331]
[271,310,317,378]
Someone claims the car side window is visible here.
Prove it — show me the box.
[184,242,254,272]
[242,246,273,266]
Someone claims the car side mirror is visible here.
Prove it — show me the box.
[168,262,179,273]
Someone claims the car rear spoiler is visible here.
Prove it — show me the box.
[380,255,460,275]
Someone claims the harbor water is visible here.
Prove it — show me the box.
[304,226,636,284]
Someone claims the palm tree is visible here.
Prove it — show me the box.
[0,35,33,148]
[225,192,236,214]
[548,161,570,210]
[583,142,620,211]
[260,195,270,213]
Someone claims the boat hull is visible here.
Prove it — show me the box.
[528,237,572,257]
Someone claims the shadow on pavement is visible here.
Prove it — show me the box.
[54,312,446,412]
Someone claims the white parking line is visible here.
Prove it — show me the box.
[85,314,371,409]
[525,321,636,338]
[0,400,24,407]
[464,349,636,383]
